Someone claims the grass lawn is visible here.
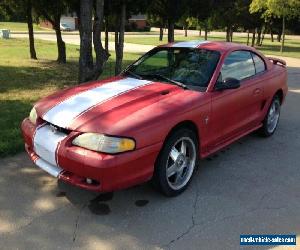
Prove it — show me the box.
[125,34,300,59]
[0,22,45,32]
[0,38,141,157]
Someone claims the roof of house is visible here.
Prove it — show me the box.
[129,14,147,21]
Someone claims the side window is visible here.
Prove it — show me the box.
[220,51,256,81]
[252,53,266,74]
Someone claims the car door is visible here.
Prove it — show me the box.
[209,50,265,148]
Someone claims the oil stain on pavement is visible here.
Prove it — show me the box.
[87,192,114,215]
[88,202,111,215]
[135,199,149,207]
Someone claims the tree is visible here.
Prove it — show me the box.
[105,0,149,75]
[26,0,37,59]
[78,0,109,82]
[147,14,165,41]
[234,0,264,46]
[0,0,26,22]
[33,0,68,63]
[166,0,186,42]
[0,0,37,59]
[250,0,300,52]
[114,1,126,75]
[189,0,215,40]
[177,16,198,37]
[210,0,238,42]
[147,0,186,43]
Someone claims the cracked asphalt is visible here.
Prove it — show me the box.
[0,57,300,250]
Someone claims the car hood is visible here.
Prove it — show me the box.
[35,76,198,134]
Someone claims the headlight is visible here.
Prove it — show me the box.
[29,107,38,124]
[72,133,135,154]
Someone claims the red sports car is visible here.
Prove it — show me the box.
[21,41,287,196]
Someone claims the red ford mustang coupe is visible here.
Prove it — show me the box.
[21,41,287,196]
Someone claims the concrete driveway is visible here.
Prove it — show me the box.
[0,57,300,250]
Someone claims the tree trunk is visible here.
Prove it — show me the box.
[247,30,250,46]
[184,26,187,37]
[53,16,66,63]
[105,16,109,53]
[78,0,108,82]
[256,27,261,46]
[167,19,174,43]
[251,29,256,47]
[270,29,274,42]
[92,0,109,79]
[226,26,230,42]
[280,15,285,53]
[204,21,208,40]
[37,10,65,63]
[159,26,163,41]
[260,26,265,46]
[260,34,265,46]
[270,22,274,42]
[230,26,233,42]
[277,33,281,42]
[199,28,201,37]
[79,0,94,82]
[115,1,126,75]
[26,0,37,60]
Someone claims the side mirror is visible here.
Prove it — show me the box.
[215,77,240,91]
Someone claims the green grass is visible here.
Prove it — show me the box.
[125,34,300,59]
[0,38,140,157]
[0,22,45,32]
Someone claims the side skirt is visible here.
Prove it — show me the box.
[200,124,262,159]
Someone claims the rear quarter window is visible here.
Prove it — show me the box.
[252,53,266,74]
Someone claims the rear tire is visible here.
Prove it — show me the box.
[259,95,281,137]
[153,128,199,197]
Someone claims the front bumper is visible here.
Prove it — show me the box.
[21,118,162,192]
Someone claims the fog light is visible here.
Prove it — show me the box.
[86,178,92,184]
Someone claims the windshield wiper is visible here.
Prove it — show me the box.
[124,70,143,80]
[141,74,188,89]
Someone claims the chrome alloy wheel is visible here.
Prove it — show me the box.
[267,99,280,134]
[166,137,196,190]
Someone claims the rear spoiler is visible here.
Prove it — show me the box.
[267,57,286,66]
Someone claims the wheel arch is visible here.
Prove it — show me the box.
[275,89,284,104]
[163,120,200,148]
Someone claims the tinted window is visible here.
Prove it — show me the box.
[252,53,266,74]
[130,48,220,88]
[220,51,255,81]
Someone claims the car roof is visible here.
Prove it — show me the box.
[159,40,255,53]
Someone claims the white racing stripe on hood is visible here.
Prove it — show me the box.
[43,77,152,128]
[172,40,210,48]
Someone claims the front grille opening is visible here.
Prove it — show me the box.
[44,121,71,135]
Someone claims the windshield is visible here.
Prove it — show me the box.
[127,47,220,90]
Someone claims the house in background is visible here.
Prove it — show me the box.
[40,14,78,30]
[128,14,147,30]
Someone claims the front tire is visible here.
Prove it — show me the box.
[259,95,281,137]
[153,128,199,197]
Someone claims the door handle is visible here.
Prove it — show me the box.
[253,88,261,96]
